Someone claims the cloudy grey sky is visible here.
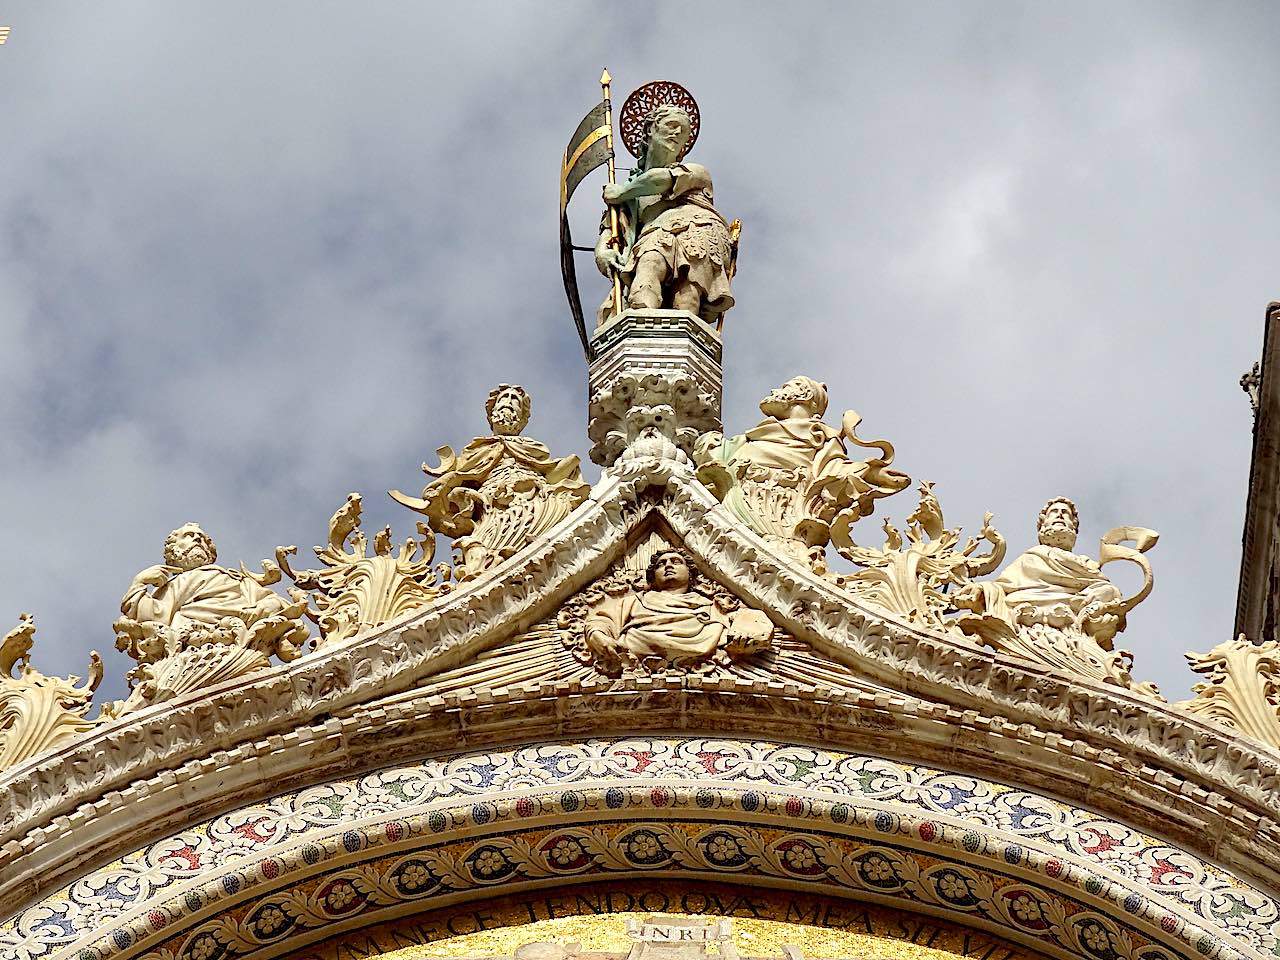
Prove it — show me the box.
[1,2,1276,703]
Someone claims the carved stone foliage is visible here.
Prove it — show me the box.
[951,497,1161,697]
[391,384,590,580]
[832,481,1005,632]
[555,543,776,677]
[106,523,308,717]
[6,461,1280,928]
[590,370,718,468]
[1180,636,1280,748]
[277,493,450,648]
[696,376,910,569]
[0,615,101,771]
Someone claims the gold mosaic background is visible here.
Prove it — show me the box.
[296,882,1044,960]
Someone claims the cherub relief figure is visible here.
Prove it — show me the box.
[695,376,910,569]
[0,614,102,771]
[952,496,1160,695]
[577,549,773,676]
[834,481,1005,631]
[391,385,590,581]
[109,523,308,714]
[597,102,734,327]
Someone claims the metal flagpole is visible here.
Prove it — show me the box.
[600,68,624,317]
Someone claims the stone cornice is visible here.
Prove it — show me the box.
[3,460,1280,918]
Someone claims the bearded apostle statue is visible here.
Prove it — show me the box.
[109,522,309,715]
[952,497,1160,695]
[391,384,590,581]
[695,376,911,569]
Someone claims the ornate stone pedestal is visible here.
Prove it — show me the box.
[587,309,723,467]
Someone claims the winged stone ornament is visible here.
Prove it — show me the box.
[390,384,590,581]
[0,614,102,771]
[695,376,910,570]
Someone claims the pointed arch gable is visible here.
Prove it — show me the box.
[2,462,1280,947]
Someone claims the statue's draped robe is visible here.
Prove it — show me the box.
[420,435,589,576]
[122,566,288,631]
[969,545,1122,625]
[705,417,888,538]
[586,589,729,665]
[601,161,734,324]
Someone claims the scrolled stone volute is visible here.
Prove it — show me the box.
[0,614,102,771]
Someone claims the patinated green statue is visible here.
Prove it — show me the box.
[595,87,735,328]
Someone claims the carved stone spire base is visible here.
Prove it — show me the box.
[588,309,723,467]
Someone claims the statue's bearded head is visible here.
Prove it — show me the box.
[163,523,217,571]
[485,384,531,437]
[647,549,697,593]
[760,376,829,420]
[643,104,692,169]
[1037,497,1080,551]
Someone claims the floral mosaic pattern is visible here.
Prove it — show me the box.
[150,821,1180,960]
[1,738,1274,960]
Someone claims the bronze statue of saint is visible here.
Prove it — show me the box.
[595,102,734,327]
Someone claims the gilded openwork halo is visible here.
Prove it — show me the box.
[620,80,701,160]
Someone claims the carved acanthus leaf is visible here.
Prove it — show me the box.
[278,492,450,648]
[831,480,1004,631]
[0,615,102,771]
[1180,636,1280,747]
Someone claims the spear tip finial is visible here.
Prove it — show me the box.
[600,67,611,86]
